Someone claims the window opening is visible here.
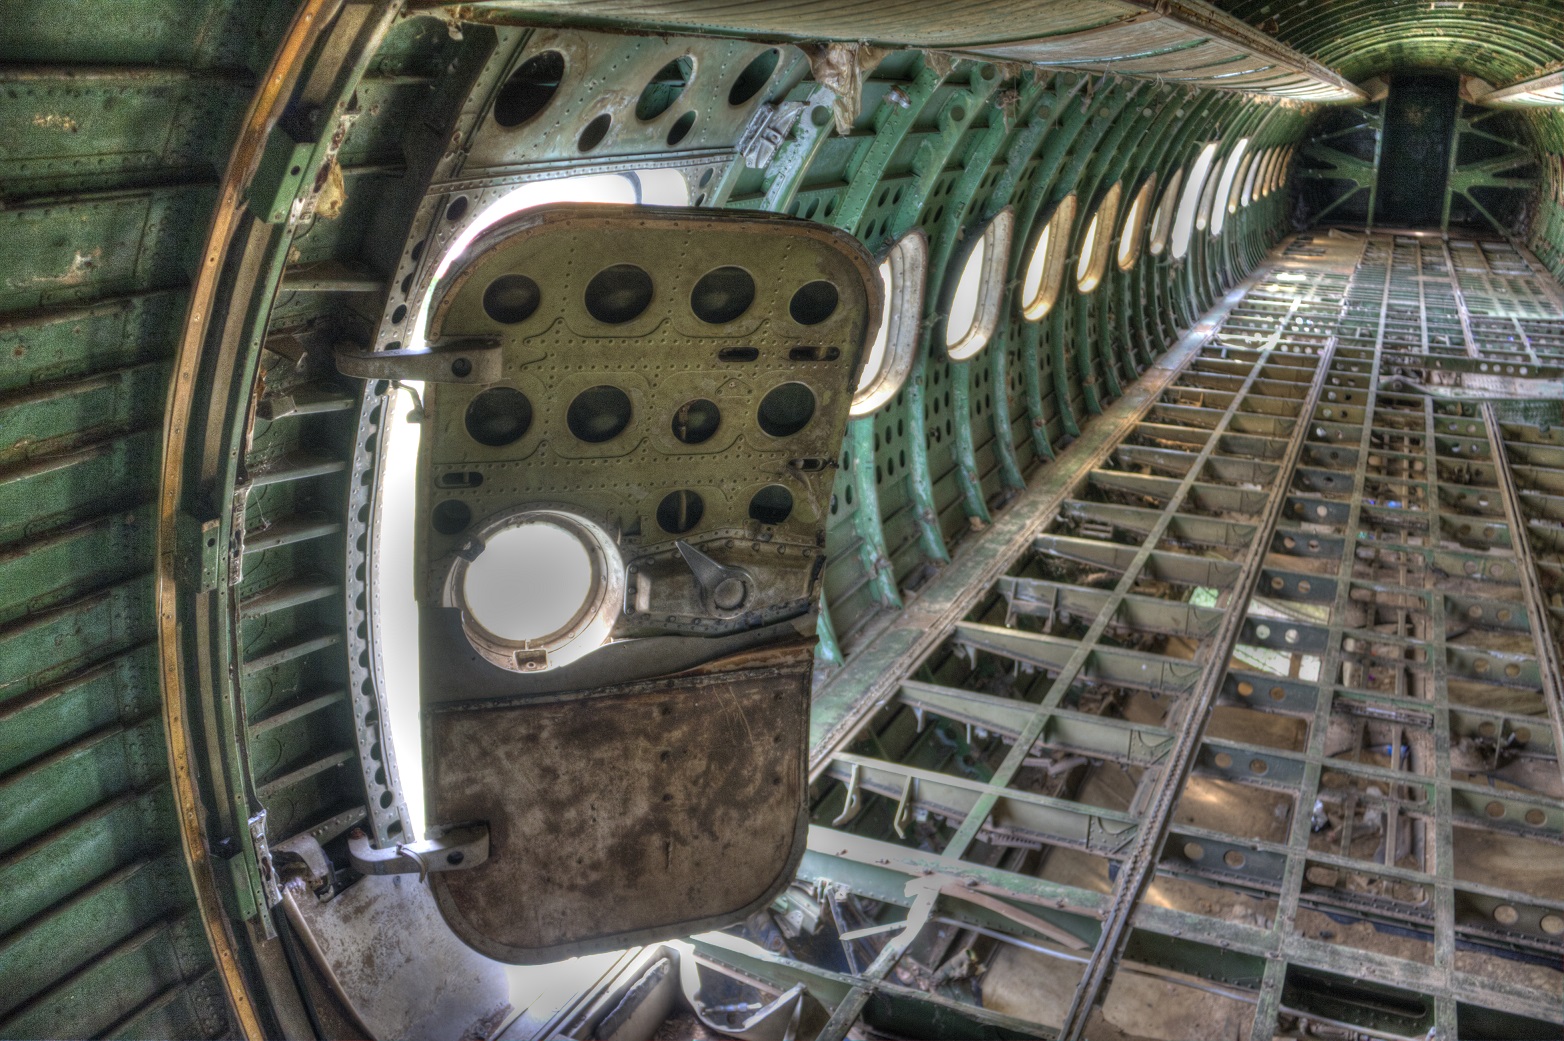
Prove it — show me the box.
[1149,167,1183,256]
[1241,147,1264,207]
[1172,142,1218,259]
[1076,181,1120,293]
[1211,138,1249,235]
[945,208,1013,361]
[1196,152,1224,233]
[1274,146,1295,195]
[1020,195,1076,319]
[1228,150,1254,215]
[1117,176,1154,271]
[852,230,927,416]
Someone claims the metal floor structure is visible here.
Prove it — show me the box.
[689,230,1564,1041]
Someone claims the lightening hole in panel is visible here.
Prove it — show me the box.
[465,387,533,447]
[636,56,693,121]
[730,49,780,106]
[672,398,721,444]
[667,110,697,146]
[757,382,816,437]
[790,280,839,325]
[657,490,705,534]
[749,485,794,524]
[578,113,612,152]
[495,50,565,127]
[585,264,654,324]
[567,385,633,443]
[483,273,541,324]
[691,266,756,324]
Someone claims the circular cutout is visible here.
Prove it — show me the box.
[1236,681,1254,697]
[636,56,693,121]
[1494,904,1520,926]
[672,398,721,444]
[1249,758,1269,776]
[656,489,704,534]
[690,266,755,324]
[578,113,612,152]
[465,387,533,447]
[667,110,697,146]
[789,280,839,325]
[757,382,816,438]
[749,485,794,525]
[585,264,654,324]
[567,385,633,443]
[729,49,780,106]
[1486,800,1506,819]
[1223,850,1247,869]
[1184,842,1205,861]
[432,500,472,536]
[483,274,541,324]
[1214,752,1233,769]
[463,522,595,642]
[495,50,565,127]
[446,196,469,223]
[1526,808,1546,826]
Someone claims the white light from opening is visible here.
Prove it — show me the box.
[1210,138,1248,236]
[463,523,593,642]
[1020,195,1074,321]
[413,170,689,348]
[1241,148,1264,207]
[1022,225,1051,305]
[1117,178,1152,271]
[1172,142,1218,259]
[851,230,927,416]
[381,171,690,839]
[379,380,426,836]
[945,237,985,349]
[1148,168,1183,256]
[1076,213,1100,285]
[858,259,893,392]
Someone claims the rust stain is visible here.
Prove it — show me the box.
[427,652,811,961]
[31,112,79,132]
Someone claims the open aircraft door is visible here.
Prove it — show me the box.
[352,205,878,962]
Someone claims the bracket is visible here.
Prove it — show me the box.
[334,340,503,384]
[347,823,491,882]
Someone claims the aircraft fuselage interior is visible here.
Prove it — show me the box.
[8,2,1564,1039]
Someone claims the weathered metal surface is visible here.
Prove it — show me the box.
[278,836,513,1041]
[428,0,1364,101]
[1478,67,1564,108]
[427,650,813,962]
[11,0,1564,1035]
[794,232,1564,1041]
[416,204,877,651]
